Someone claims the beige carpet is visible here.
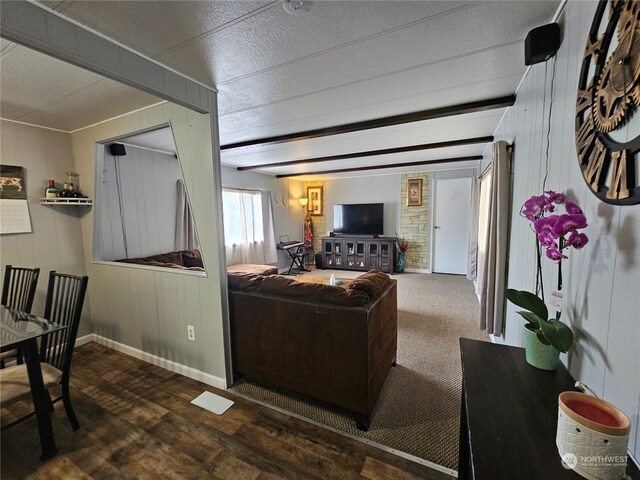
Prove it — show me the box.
[230,271,489,471]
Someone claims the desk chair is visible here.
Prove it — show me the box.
[1,265,40,367]
[0,271,89,431]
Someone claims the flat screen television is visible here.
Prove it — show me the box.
[333,203,384,236]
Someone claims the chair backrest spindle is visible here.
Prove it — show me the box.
[1,265,40,313]
[40,271,89,374]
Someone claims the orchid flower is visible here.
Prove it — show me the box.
[566,232,589,249]
[506,190,588,354]
[521,191,589,263]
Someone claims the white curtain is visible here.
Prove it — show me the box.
[478,141,512,336]
[223,188,277,265]
[476,169,492,295]
[175,180,198,251]
[260,191,278,264]
[466,175,480,281]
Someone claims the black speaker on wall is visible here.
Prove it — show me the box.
[524,23,560,66]
[109,143,127,156]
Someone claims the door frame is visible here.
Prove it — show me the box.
[429,175,472,274]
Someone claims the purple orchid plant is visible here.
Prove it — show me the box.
[506,191,589,353]
[521,191,589,262]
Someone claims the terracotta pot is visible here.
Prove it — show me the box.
[557,392,630,480]
[523,326,560,371]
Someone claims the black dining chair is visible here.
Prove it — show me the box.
[0,271,89,431]
[1,265,40,367]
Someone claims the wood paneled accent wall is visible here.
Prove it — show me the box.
[0,120,93,337]
[71,103,227,388]
[100,146,183,261]
[489,1,639,462]
[400,172,430,270]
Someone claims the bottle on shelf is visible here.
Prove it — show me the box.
[66,172,80,194]
[68,182,84,198]
[45,180,59,198]
[59,181,71,197]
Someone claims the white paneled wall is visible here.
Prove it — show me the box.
[221,166,305,271]
[71,102,226,386]
[100,146,182,260]
[323,175,401,237]
[0,120,92,337]
[489,1,639,462]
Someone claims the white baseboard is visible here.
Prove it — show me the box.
[75,334,94,347]
[404,268,431,274]
[85,334,227,390]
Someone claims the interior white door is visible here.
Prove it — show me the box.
[432,177,471,274]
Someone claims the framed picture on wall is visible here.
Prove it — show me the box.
[0,165,27,200]
[407,178,422,206]
[307,186,323,216]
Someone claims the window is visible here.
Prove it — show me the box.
[222,188,277,265]
[222,189,264,246]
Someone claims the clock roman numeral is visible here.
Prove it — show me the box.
[583,35,601,63]
[584,139,607,190]
[576,116,597,165]
[576,85,593,115]
[609,0,624,17]
[606,150,631,200]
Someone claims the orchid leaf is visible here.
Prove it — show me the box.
[536,330,551,345]
[505,289,548,320]
[515,311,543,327]
[539,318,574,353]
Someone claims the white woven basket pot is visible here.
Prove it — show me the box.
[557,392,631,480]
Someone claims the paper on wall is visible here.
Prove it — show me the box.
[0,199,32,234]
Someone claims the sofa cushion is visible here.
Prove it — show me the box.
[348,269,391,298]
[228,272,264,291]
[259,275,369,306]
[181,249,204,268]
[227,263,278,276]
[117,251,183,266]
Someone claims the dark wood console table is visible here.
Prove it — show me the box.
[458,338,639,480]
[321,236,395,273]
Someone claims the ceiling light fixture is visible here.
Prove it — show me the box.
[282,0,313,16]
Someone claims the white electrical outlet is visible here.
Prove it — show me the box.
[187,325,195,341]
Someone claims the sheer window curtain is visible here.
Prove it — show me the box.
[175,179,198,251]
[467,175,481,281]
[223,188,277,265]
[476,170,492,295]
[478,141,512,336]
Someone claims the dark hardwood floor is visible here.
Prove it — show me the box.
[1,342,453,479]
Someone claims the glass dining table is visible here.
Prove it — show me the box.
[0,305,67,460]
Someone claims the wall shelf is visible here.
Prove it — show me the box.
[40,198,92,206]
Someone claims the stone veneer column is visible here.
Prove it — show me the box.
[399,173,430,270]
[304,181,326,255]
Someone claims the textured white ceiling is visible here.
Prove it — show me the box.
[2,0,560,177]
[0,42,162,132]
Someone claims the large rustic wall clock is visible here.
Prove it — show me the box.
[575,0,640,205]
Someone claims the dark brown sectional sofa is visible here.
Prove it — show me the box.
[115,249,204,271]
[228,269,397,430]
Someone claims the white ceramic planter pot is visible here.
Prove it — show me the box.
[556,392,631,480]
